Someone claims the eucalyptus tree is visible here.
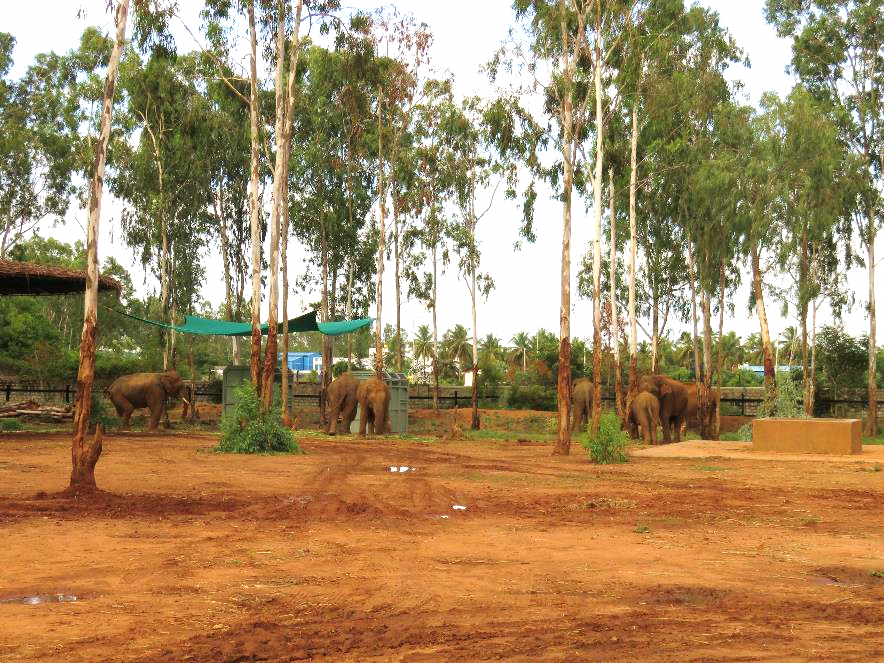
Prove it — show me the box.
[505,0,598,455]
[765,87,849,415]
[0,32,92,258]
[765,0,883,435]
[71,0,131,492]
[404,77,455,410]
[113,50,214,370]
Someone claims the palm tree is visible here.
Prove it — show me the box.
[714,331,745,370]
[510,331,532,371]
[442,324,473,374]
[673,331,695,370]
[744,332,764,365]
[479,333,503,365]
[779,326,799,366]
[412,324,434,377]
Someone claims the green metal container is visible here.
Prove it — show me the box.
[348,370,409,434]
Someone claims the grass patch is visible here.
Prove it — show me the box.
[0,419,24,432]
[697,464,729,472]
[862,435,884,445]
[870,570,884,578]
[465,428,555,442]
[633,524,650,534]
[719,431,744,441]
[799,515,820,526]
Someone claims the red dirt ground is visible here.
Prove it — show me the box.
[1,417,884,661]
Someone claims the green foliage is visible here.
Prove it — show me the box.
[758,373,807,419]
[581,411,629,464]
[1,419,23,432]
[217,382,301,455]
[89,394,118,430]
[816,325,867,392]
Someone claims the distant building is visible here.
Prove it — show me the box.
[280,352,322,372]
[740,364,795,378]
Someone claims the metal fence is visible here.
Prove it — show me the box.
[2,381,882,419]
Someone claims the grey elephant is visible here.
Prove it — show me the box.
[108,370,186,431]
[638,375,689,443]
[356,376,391,437]
[326,373,359,435]
[627,391,661,445]
[571,377,592,434]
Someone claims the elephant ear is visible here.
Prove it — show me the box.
[161,372,183,396]
[659,382,673,397]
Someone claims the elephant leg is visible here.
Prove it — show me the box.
[342,402,357,432]
[327,404,340,435]
[660,411,672,443]
[148,402,162,432]
[358,406,368,437]
[113,396,133,430]
[366,409,376,436]
[674,415,685,442]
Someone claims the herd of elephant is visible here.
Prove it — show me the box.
[572,375,720,444]
[106,369,715,442]
[106,369,392,436]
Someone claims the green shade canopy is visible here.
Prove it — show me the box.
[107,308,373,337]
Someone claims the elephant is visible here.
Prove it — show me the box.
[637,375,689,443]
[571,377,592,434]
[326,373,359,435]
[627,391,661,445]
[108,370,186,431]
[356,376,391,437]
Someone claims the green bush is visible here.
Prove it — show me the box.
[1,419,23,432]
[758,373,807,419]
[507,382,556,411]
[90,394,118,430]
[217,382,301,454]
[581,411,629,464]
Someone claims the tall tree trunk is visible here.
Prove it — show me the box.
[346,259,354,372]
[470,264,480,430]
[651,295,659,373]
[867,224,877,436]
[218,187,240,365]
[553,10,574,456]
[260,2,288,409]
[608,169,623,421]
[320,224,331,423]
[716,262,725,436]
[247,0,263,392]
[432,243,440,411]
[701,289,715,439]
[800,227,811,416]
[375,86,386,378]
[70,0,128,492]
[589,44,605,439]
[809,296,818,416]
[627,103,639,415]
[751,241,776,411]
[280,172,291,425]
[688,246,701,381]
[393,190,402,372]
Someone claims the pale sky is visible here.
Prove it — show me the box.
[5,1,876,351]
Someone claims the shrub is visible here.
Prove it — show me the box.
[758,373,807,419]
[217,382,301,454]
[90,394,118,430]
[581,411,629,464]
[507,382,556,411]
[1,419,23,432]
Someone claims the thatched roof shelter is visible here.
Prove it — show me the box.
[0,259,121,296]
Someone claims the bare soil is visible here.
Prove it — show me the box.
[1,414,884,662]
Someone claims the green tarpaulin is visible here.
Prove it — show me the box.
[106,308,373,337]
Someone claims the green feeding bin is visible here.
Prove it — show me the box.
[348,370,409,434]
[222,365,294,418]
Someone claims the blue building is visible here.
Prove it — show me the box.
[279,352,322,372]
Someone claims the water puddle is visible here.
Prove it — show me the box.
[389,466,415,473]
[0,594,80,605]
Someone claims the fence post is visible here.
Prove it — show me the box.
[5,383,10,402]
[454,391,458,409]
[65,384,71,404]
[740,392,745,417]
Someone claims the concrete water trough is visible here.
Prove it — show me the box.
[752,418,862,455]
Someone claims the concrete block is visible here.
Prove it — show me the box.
[752,418,862,455]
